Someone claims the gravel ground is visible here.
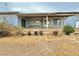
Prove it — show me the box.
[0,35,79,56]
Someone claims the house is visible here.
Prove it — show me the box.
[0,12,79,29]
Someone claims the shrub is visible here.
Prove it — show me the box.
[0,30,11,37]
[27,31,31,35]
[34,31,38,35]
[0,23,25,36]
[39,31,43,35]
[0,23,23,32]
[53,31,59,36]
[63,25,75,35]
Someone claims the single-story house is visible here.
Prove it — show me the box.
[0,12,79,29]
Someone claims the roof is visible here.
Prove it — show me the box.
[0,11,79,16]
[0,11,18,14]
[18,12,79,17]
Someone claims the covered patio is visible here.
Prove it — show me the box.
[18,13,69,29]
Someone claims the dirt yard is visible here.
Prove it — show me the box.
[0,35,79,56]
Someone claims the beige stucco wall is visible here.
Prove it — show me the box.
[0,14,19,26]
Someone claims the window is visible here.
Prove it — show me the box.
[53,19,58,26]
[53,19,61,27]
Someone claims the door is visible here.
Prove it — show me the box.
[21,19,26,28]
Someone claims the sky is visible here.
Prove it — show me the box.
[0,2,79,13]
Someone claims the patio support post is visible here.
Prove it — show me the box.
[61,17,65,27]
[46,16,49,29]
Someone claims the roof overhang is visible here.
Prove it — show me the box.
[0,11,18,14]
[18,13,73,17]
[0,12,79,17]
[18,12,79,17]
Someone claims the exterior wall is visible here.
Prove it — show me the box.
[48,19,53,28]
[27,18,43,28]
[24,17,44,28]
[48,17,64,28]
[64,16,79,28]
[18,17,22,27]
[19,16,65,28]
[0,14,19,27]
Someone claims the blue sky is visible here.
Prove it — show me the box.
[0,2,79,13]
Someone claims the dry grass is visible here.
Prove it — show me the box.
[2,23,79,55]
[0,35,79,56]
[0,24,79,56]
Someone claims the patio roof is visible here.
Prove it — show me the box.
[0,11,79,16]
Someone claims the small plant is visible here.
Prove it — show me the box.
[27,31,31,35]
[39,31,43,35]
[34,31,38,35]
[53,31,59,36]
[63,25,75,35]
